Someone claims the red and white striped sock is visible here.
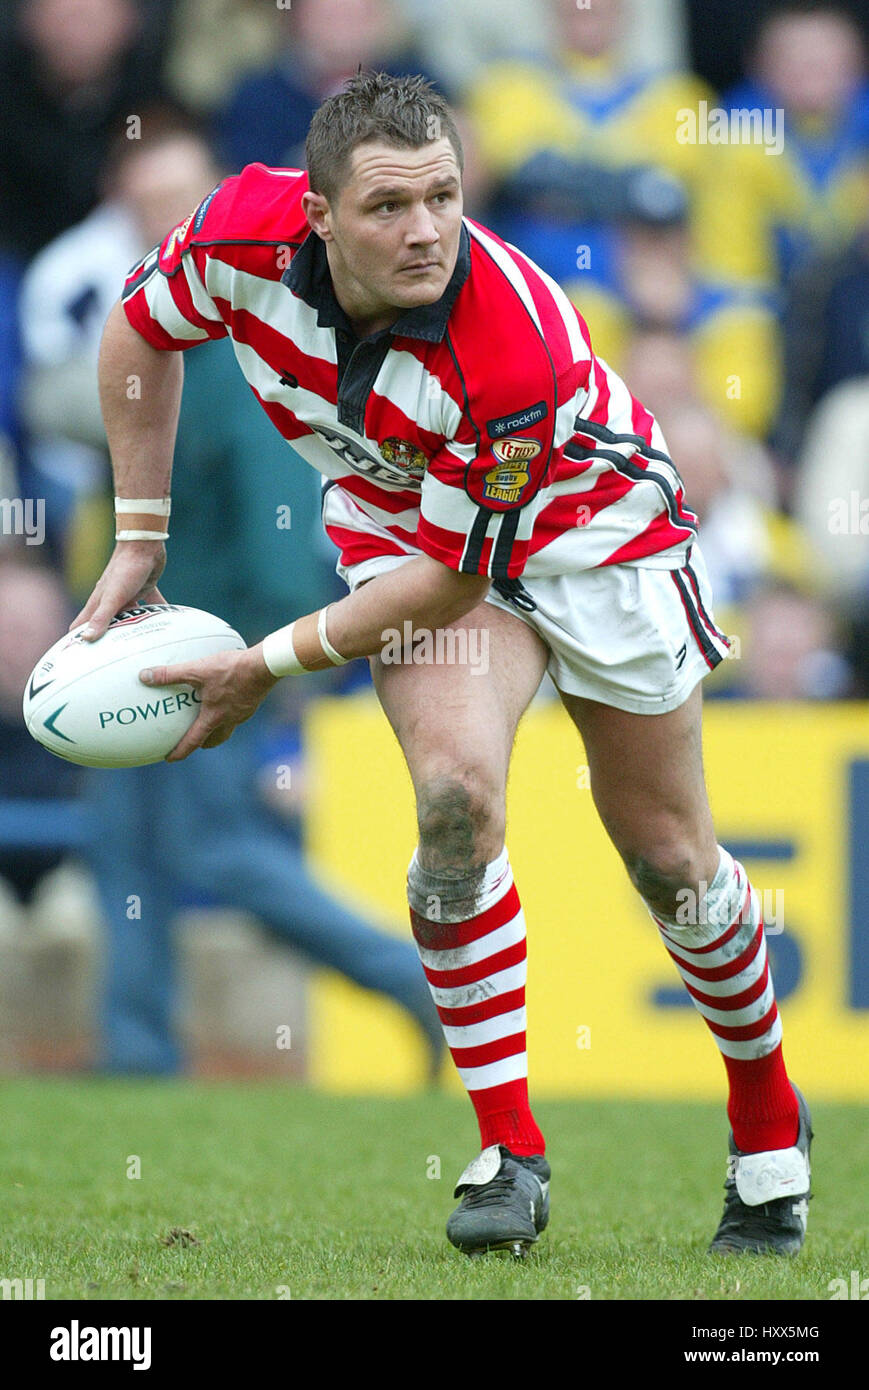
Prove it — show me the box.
[407,847,545,1156]
[649,846,799,1154]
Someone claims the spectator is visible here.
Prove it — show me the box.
[794,376,869,604]
[83,333,443,1077]
[18,109,219,571]
[15,117,443,1074]
[215,0,431,174]
[658,402,803,606]
[769,183,869,466]
[566,202,783,438]
[0,554,82,906]
[721,580,852,698]
[0,255,24,489]
[619,326,702,422]
[164,0,283,113]
[681,0,867,92]
[696,2,869,289]
[401,0,688,98]
[397,0,552,98]
[466,0,715,291]
[0,0,167,258]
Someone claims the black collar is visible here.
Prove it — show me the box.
[282,222,471,342]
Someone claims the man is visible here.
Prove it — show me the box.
[0,0,166,259]
[75,72,812,1259]
[696,1,869,290]
[466,0,715,296]
[17,109,220,556]
[18,110,443,1074]
[215,0,430,174]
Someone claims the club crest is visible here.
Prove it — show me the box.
[379,437,428,478]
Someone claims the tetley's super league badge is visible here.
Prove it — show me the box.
[482,437,541,504]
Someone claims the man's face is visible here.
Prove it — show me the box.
[758,14,863,118]
[295,0,391,77]
[555,0,622,59]
[305,138,464,330]
[116,136,219,250]
[22,0,138,86]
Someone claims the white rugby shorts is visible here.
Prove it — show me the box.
[339,543,731,715]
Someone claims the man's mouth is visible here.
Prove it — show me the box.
[401,261,440,272]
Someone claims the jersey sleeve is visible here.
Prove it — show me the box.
[417,322,590,580]
[416,401,554,579]
[121,180,232,350]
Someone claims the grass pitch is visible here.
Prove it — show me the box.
[0,1078,865,1302]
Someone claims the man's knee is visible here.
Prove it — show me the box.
[624,842,710,918]
[416,771,504,874]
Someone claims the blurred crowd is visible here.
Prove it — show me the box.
[1,0,869,1066]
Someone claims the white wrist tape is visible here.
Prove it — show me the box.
[317,605,349,666]
[262,608,350,677]
[114,497,171,516]
[262,621,306,677]
[116,529,170,541]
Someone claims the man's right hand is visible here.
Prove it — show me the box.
[70,539,168,641]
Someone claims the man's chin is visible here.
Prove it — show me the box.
[391,271,449,306]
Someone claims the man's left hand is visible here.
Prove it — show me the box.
[139,645,279,762]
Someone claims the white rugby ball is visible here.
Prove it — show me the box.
[23,604,246,768]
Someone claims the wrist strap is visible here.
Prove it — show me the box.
[114,497,171,516]
[262,622,306,677]
[115,497,171,542]
[262,608,350,677]
[318,605,349,666]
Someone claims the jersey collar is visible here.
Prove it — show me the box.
[282,221,471,342]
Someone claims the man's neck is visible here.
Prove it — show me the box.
[325,244,399,340]
[347,312,399,340]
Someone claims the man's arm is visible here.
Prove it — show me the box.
[75,299,490,764]
[143,556,491,762]
[71,298,184,635]
[288,555,490,670]
[98,298,183,500]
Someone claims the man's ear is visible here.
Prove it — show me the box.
[302,189,334,242]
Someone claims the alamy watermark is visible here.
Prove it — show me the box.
[674,881,784,934]
[380,622,490,675]
[828,1271,869,1299]
[50,1322,151,1370]
[828,491,869,534]
[0,497,44,546]
[0,1276,45,1300]
[676,102,785,157]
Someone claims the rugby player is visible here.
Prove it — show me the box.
[75,73,812,1258]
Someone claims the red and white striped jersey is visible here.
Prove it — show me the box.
[122,162,697,587]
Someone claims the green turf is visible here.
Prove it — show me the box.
[0,1079,865,1301]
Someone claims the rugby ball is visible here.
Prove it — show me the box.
[23,604,246,768]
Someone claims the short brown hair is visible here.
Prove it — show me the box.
[306,70,464,202]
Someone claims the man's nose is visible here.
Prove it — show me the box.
[406,202,439,245]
